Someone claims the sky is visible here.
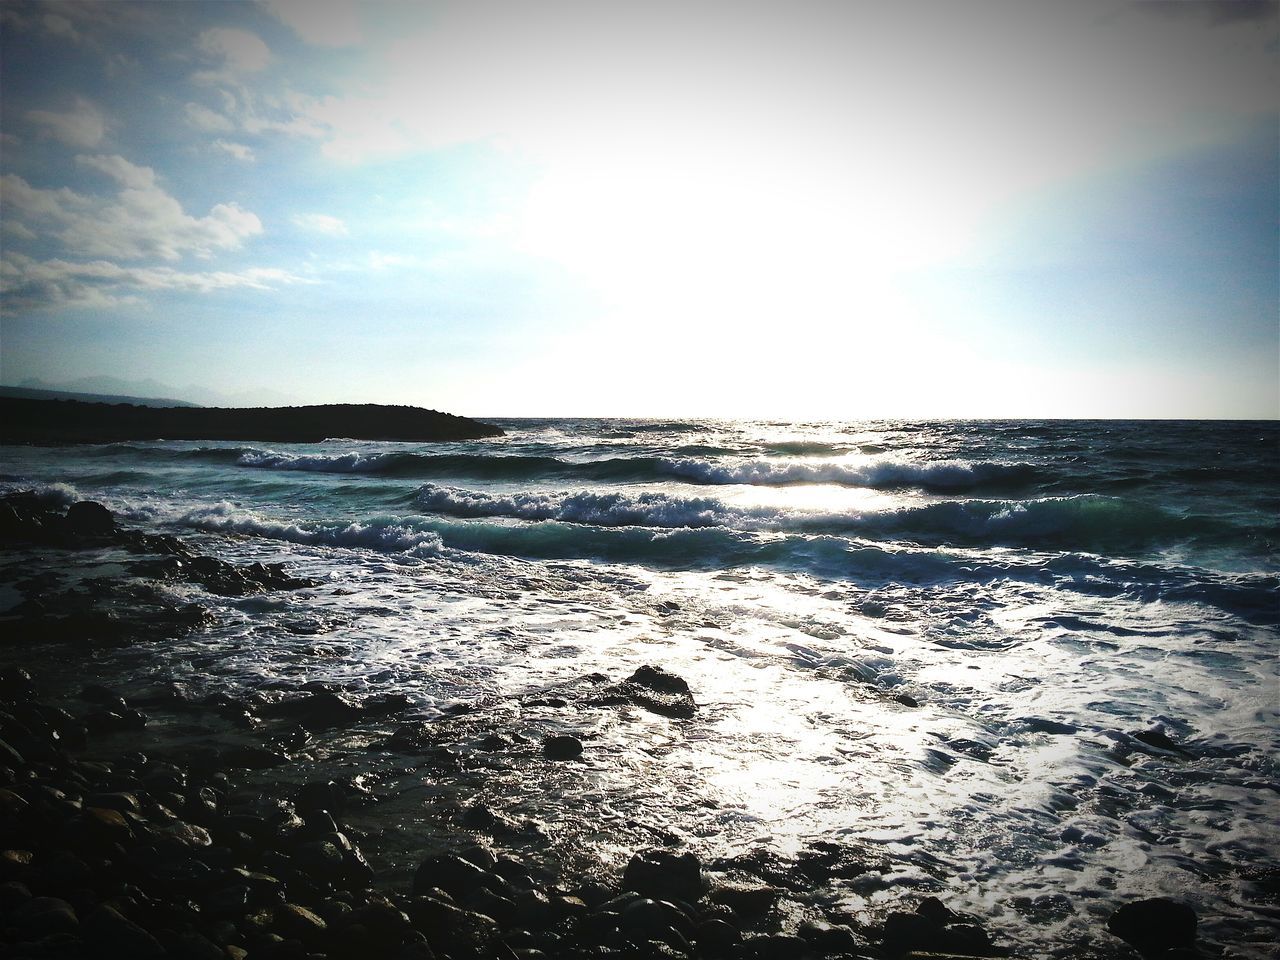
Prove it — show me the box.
[1,0,1276,418]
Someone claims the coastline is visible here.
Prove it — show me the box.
[0,399,504,445]
[0,493,1212,959]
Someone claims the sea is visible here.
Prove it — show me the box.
[3,418,1278,955]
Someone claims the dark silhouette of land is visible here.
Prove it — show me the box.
[0,398,504,443]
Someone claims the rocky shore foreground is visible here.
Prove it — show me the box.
[0,399,504,444]
[0,494,1215,959]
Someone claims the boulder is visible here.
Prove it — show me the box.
[67,501,116,536]
[623,848,703,905]
[1107,898,1197,956]
[599,665,697,719]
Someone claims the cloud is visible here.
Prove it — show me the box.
[1,157,262,261]
[292,213,348,236]
[25,97,105,148]
[214,140,255,161]
[197,27,270,75]
[1,251,306,311]
[264,0,363,46]
[184,102,235,133]
[1133,0,1278,25]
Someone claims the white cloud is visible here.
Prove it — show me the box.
[42,13,82,43]
[1,157,262,262]
[264,0,363,47]
[184,102,235,133]
[197,27,270,74]
[25,97,105,148]
[1,252,306,311]
[292,213,348,236]
[214,140,255,161]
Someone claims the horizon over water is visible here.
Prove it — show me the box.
[3,416,1277,956]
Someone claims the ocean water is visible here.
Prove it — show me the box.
[3,418,1278,955]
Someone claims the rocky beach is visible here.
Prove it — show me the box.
[0,490,1254,959]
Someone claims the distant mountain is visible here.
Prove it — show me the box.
[15,376,301,408]
[0,385,201,408]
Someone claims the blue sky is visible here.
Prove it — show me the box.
[1,0,1275,417]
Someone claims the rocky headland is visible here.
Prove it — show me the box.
[0,399,503,444]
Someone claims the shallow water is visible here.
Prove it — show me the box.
[3,418,1277,955]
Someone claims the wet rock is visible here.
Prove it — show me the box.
[1107,897,1197,956]
[413,853,496,899]
[882,898,991,957]
[710,883,782,919]
[599,665,697,719]
[737,933,813,959]
[1132,727,1195,757]
[226,745,292,771]
[623,848,703,904]
[67,500,116,536]
[404,894,501,956]
[10,895,79,937]
[275,902,329,940]
[542,734,583,760]
[0,667,36,700]
[81,903,165,957]
[695,917,741,955]
[271,691,365,728]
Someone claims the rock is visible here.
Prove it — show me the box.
[695,917,741,955]
[599,665,697,718]
[404,894,501,956]
[275,902,328,940]
[623,848,703,904]
[221,745,292,769]
[737,933,812,959]
[709,884,781,919]
[0,667,36,700]
[81,904,165,957]
[413,853,496,899]
[271,691,365,728]
[67,500,116,536]
[10,896,80,937]
[1107,898,1198,955]
[542,734,583,760]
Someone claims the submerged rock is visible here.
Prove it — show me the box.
[542,734,583,760]
[599,665,697,719]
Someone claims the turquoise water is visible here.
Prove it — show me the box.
[4,418,1277,954]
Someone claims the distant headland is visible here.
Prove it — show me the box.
[0,397,504,444]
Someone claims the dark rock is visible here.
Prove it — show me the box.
[222,745,292,769]
[543,734,583,760]
[413,853,496,899]
[10,895,80,937]
[623,848,703,905]
[1107,898,1198,956]
[599,665,697,718]
[275,902,328,940]
[737,933,812,959]
[404,894,501,955]
[695,917,741,955]
[0,667,36,700]
[709,884,781,919]
[81,904,165,957]
[67,500,116,536]
[270,691,365,728]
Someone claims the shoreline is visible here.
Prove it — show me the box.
[0,494,1214,958]
[0,399,504,445]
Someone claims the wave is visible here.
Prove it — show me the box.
[141,498,1277,621]
[415,484,729,528]
[141,502,444,556]
[233,447,1049,492]
[410,483,1257,557]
